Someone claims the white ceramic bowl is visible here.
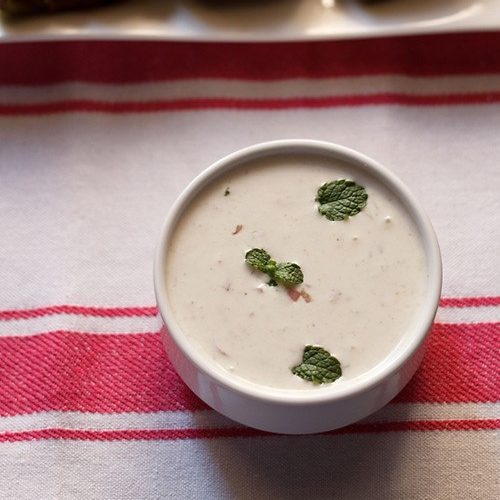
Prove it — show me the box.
[154,140,442,434]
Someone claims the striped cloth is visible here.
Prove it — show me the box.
[0,32,499,499]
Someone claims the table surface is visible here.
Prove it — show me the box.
[0,32,499,500]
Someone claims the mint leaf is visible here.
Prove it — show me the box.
[275,262,304,287]
[245,248,303,288]
[316,179,367,221]
[245,248,271,272]
[292,345,342,384]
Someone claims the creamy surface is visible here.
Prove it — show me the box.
[165,155,427,390]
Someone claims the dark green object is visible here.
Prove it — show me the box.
[292,345,342,384]
[245,248,303,288]
[275,262,303,286]
[245,248,272,273]
[316,179,368,221]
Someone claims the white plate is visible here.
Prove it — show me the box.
[1,0,499,42]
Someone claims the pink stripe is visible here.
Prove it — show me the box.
[0,297,496,321]
[1,33,500,84]
[395,323,500,403]
[1,93,500,115]
[0,305,157,321]
[0,419,497,443]
[0,331,206,416]
[439,296,500,308]
[0,323,498,417]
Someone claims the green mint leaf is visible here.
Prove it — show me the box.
[316,179,368,221]
[245,248,271,273]
[292,345,342,384]
[274,262,304,287]
[245,249,304,288]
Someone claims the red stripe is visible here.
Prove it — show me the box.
[0,419,497,443]
[439,296,500,308]
[1,33,500,85]
[0,324,498,417]
[1,93,500,115]
[0,297,497,321]
[0,331,206,416]
[0,305,157,321]
[395,323,500,403]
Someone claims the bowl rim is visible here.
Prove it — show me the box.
[154,139,442,405]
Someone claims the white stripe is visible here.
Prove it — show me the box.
[0,403,497,434]
[1,75,500,103]
[0,306,497,337]
[0,107,498,311]
[0,313,162,337]
[0,409,236,433]
[362,402,500,424]
[435,305,500,324]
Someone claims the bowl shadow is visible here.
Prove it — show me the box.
[199,402,415,499]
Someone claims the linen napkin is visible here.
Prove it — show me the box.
[0,33,498,499]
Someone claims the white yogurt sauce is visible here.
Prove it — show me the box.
[165,154,427,390]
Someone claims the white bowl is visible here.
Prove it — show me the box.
[154,139,442,434]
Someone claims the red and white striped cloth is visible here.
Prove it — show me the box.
[0,33,499,499]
